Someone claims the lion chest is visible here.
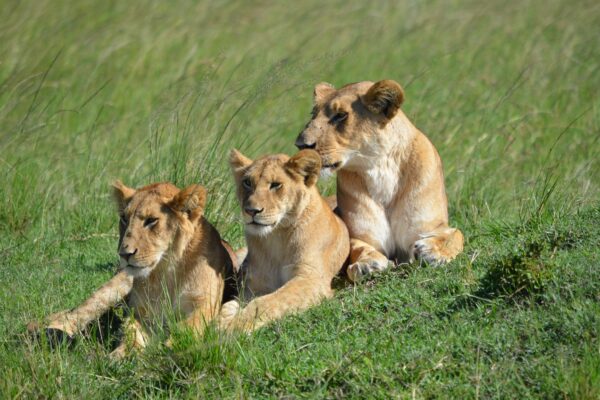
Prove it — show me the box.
[243,252,295,300]
[338,164,403,258]
[127,268,196,323]
[363,162,400,207]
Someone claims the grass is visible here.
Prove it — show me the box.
[1,0,599,398]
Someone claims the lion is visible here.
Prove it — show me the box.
[217,149,350,333]
[28,181,236,358]
[295,79,464,281]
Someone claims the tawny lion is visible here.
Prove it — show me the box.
[295,79,463,281]
[28,181,236,358]
[217,149,350,332]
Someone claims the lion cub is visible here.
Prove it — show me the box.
[296,80,464,281]
[29,181,235,358]
[218,149,349,332]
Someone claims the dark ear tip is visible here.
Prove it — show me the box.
[374,79,402,89]
[364,79,405,117]
[372,79,404,96]
[379,79,400,86]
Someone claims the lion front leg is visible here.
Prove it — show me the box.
[169,296,220,344]
[347,238,390,282]
[165,277,225,348]
[218,274,331,333]
[26,310,78,346]
[182,302,219,334]
[29,270,133,345]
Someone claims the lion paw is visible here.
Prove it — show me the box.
[413,237,450,265]
[221,300,240,319]
[218,300,240,330]
[28,312,77,347]
[46,311,78,335]
[347,259,389,282]
[109,346,128,361]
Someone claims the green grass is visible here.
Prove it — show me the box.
[1,0,599,398]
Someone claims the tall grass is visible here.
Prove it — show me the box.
[1,0,599,397]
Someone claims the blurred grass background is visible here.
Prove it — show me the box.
[1,0,599,398]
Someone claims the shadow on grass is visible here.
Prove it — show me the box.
[91,261,119,273]
[332,251,419,291]
[23,304,125,353]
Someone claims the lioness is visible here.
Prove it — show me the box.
[217,149,349,332]
[28,181,235,358]
[295,80,463,281]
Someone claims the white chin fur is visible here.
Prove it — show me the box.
[320,167,335,179]
[124,265,154,279]
[245,223,275,237]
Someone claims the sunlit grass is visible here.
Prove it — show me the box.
[1,0,599,397]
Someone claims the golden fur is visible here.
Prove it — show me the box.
[217,149,349,332]
[28,181,234,358]
[296,80,463,281]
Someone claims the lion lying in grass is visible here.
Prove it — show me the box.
[217,149,350,333]
[28,181,236,358]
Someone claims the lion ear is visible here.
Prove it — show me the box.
[112,180,136,211]
[285,150,322,187]
[314,82,335,104]
[362,80,404,120]
[169,184,207,221]
[229,149,253,178]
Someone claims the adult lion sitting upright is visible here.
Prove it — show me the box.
[218,149,349,333]
[295,80,463,282]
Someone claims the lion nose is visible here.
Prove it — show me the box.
[119,247,138,260]
[244,207,264,217]
[295,139,316,150]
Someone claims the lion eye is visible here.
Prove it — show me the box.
[330,112,348,124]
[242,178,252,190]
[270,182,282,190]
[144,217,158,228]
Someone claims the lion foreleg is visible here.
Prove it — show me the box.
[218,273,331,333]
[44,270,133,337]
[346,238,390,282]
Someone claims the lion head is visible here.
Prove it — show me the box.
[229,149,322,237]
[295,80,405,173]
[112,181,207,278]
